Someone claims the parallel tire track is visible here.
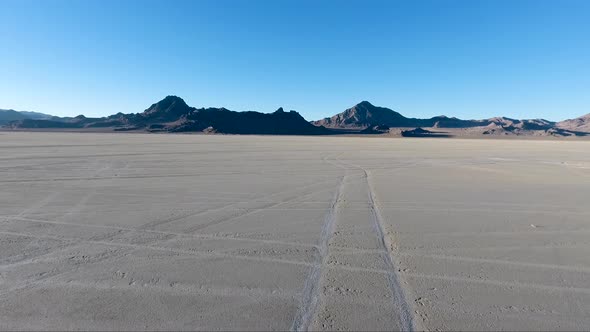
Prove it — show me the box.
[330,156,418,332]
[139,178,334,231]
[185,186,335,233]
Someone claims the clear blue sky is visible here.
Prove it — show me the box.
[1,0,589,121]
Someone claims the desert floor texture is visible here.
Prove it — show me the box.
[1,132,590,331]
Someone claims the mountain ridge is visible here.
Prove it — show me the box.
[5,98,590,137]
[0,109,53,125]
[311,101,555,129]
[7,96,329,135]
[311,101,588,136]
[556,113,590,132]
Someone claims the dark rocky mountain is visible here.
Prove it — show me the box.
[8,96,329,135]
[169,107,327,135]
[139,95,194,123]
[313,101,415,128]
[312,101,493,129]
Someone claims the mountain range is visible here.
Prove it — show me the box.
[3,97,590,137]
[312,101,589,137]
[0,109,53,125]
[5,96,328,135]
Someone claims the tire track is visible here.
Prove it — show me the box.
[12,191,61,219]
[0,230,314,269]
[291,175,345,332]
[2,215,318,250]
[139,178,334,231]
[5,278,299,300]
[185,186,335,233]
[5,226,589,300]
[399,252,590,274]
[56,160,112,222]
[365,168,416,331]
[0,172,264,184]
[404,271,590,295]
[0,238,133,299]
[331,156,418,332]
[0,229,395,277]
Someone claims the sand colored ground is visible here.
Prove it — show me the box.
[1,132,589,331]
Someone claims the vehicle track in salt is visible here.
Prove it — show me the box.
[291,155,419,331]
[4,227,590,303]
[1,215,319,251]
[138,178,335,231]
[365,168,417,332]
[183,184,335,233]
[291,174,346,331]
[325,157,419,331]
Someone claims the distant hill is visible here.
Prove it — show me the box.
[0,109,28,125]
[18,110,53,120]
[311,101,587,137]
[312,101,491,129]
[8,96,329,135]
[313,101,416,128]
[0,109,53,125]
[556,113,590,132]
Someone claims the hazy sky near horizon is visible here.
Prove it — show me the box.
[1,0,589,121]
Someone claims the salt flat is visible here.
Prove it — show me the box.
[1,132,590,331]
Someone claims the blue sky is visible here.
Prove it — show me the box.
[1,0,589,121]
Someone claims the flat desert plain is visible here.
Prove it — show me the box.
[1,132,590,331]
